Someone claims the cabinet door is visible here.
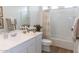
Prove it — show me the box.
[27,39,36,53]
[27,44,35,53]
[35,35,42,53]
[5,46,28,53]
[27,34,42,53]
[16,46,28,53]
[5,41,29,53]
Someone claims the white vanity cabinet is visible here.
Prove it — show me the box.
[0,32,42,53]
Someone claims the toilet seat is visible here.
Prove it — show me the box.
[42,39,52,46]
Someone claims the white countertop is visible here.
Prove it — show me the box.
[0,30,42,51]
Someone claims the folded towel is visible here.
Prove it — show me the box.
[72,17,79,39]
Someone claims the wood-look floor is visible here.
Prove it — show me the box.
[42,46,73,53]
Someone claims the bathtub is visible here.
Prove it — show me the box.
[50,37,74,50]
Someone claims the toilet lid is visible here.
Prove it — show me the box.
[42,39,52,45]
[42,39,52,43]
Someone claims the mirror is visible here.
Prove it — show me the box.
[19,6,30,25]
[1,6,30,32]
[0,6,42,32]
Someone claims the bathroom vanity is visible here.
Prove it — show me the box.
[0,31,42,53]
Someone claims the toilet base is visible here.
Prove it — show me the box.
[42,39,52,52]
[42,45,51,52]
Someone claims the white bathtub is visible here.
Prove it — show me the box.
[50,37,74,50]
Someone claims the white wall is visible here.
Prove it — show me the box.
[50,7,79,42]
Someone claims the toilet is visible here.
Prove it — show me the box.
[42,39,52,52]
